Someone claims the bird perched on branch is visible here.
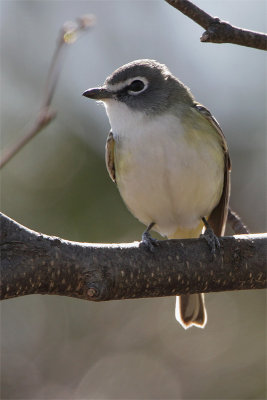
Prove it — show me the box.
[83,59,231,329]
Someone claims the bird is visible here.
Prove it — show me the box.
[83,59,231,329]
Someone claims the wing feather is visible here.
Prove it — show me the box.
[105,130,116,183]
[194,103,231,236]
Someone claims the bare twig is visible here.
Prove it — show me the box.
[165,0,267,50]
[0,108,57,169]
[1,213,266,302]
[0,14,95,170]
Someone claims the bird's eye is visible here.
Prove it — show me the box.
[128,80,146,94]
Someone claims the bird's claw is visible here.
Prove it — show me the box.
[141,229,159,252]
[201,227,220,254]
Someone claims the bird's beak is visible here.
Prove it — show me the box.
[82,87,113,100]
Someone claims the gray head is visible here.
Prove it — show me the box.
[83,59,194,115]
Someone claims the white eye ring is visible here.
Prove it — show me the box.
[127,77,148,95]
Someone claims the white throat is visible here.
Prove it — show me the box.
[104,99,146,138]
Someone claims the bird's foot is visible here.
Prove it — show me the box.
[200,217,220,254]
[141,223,159,252]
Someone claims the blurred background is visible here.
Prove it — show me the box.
[1,1,266,399]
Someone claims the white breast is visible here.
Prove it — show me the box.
[104,100,224,238]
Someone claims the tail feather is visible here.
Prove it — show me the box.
[175,293,207,329]
[169,225,208,330]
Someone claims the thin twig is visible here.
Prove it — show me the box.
[0,14,95,170]
[165,0,267,50]
[228,207,250,234]
[0,108,57,169]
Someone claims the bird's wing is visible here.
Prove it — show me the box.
[194,103,231,236]
[105,130,116,183]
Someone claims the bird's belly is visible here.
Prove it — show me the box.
[114,120,224,238]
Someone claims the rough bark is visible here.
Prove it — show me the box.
[1,213,266,302]
[165,0,267,50]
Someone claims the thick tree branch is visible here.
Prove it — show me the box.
[165,0,267,50]
[1,213,266,302]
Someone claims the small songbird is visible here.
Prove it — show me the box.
[83,59,231,329]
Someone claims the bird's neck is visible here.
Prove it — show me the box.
[104,99,147,139]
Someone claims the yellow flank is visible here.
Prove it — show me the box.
[182,107,224,169]
[115,148,132,183]
[168,220,204,239]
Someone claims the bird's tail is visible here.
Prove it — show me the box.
[169,222,207,329]
[175,293,207,329]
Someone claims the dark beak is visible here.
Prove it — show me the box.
[82,87,113,100]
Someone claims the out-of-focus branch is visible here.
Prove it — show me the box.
[0,108,57,169]
[1,213,266,302]
[165,0,267,50]
[0,15,95,170]
[228,207,249,235]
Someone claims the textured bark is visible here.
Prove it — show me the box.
[165,0,267,50]
[0,213,266,302]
